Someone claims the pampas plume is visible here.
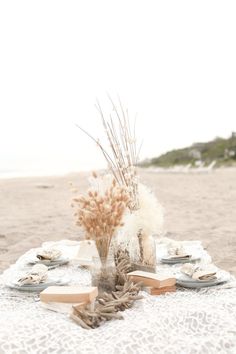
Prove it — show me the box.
[117,183,164,261]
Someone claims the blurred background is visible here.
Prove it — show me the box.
[0,1,236,276]
[0,0,236,177]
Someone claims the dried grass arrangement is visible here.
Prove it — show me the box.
[76,97,141,211]
[74,98,164,294]
[72,172,130,262]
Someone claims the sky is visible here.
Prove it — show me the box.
[0,1,235,176]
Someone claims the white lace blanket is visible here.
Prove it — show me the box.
[0,240,236,354]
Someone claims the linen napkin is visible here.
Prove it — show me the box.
[37,248,62,261]
[75,240,99,266]
[181,263,217,281]
[168,245,191,259]
[18,264,48,285]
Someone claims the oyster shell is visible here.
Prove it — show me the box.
[168,245,190,258]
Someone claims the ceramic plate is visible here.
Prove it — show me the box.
[161,256,200,264]
[28,257,70,267]
[7,277,70,292]
[176,271,230,288]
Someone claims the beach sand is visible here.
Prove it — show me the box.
[0,168,235,275]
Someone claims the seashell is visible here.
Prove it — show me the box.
[181,263,195,277]
[37,248,61,261]
[168,247,177,256]
[168,245,189,258]
[181,263,217,281]
[18,264,48,285]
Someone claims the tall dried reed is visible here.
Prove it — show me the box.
[76,97,141,211]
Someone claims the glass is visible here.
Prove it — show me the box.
[121,232,157,273]
[91,255,116,295]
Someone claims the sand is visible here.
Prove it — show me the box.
[0,168,235,275]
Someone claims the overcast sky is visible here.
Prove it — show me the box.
[0,1,235,176]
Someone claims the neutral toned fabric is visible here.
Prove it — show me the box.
[0,240,236,354]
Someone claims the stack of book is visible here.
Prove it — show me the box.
[127,270,176,295]
[40,286,98,313]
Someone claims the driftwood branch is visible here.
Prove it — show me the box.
[70,248,143,329]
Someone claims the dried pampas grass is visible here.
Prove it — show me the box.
[122,183,164,235]
[117,183,164,261]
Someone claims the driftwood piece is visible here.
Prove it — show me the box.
[70,247,143,329]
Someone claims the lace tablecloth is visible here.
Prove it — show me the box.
[0,240,236,354]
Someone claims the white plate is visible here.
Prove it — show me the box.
[28,257,70,267]
[177,279,221,288]
[161,257,200,264]
[177,271,230,288]
[7,277,70,292]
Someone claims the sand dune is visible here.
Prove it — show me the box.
[0,168,235,275]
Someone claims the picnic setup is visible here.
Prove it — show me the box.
[1,102,236,354]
